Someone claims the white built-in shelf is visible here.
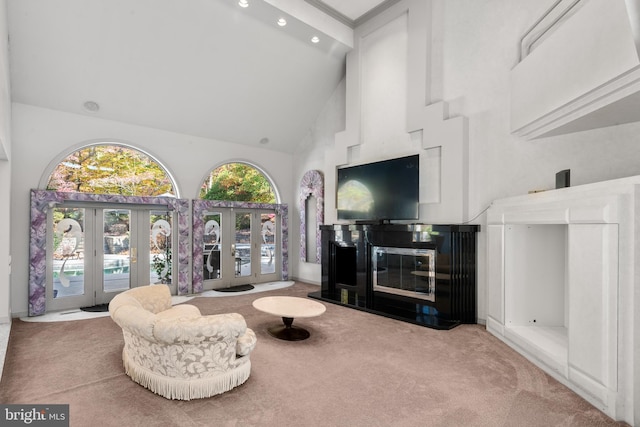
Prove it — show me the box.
[486,175,640,424]
[504,326,568,376]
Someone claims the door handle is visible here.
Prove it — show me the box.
[131,247,137,263]
[231,244,236,257]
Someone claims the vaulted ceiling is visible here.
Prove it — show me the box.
[6,0,396,153]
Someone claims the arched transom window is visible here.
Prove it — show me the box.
[47,144,176,197]
[199,162,275,202]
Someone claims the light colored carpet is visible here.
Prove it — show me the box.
[0,282,625,426]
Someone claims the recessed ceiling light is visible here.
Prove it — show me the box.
[238,0,249,8]
[277,18,287,27]
[311,36,320,44]
[83,101,100,112]
[259,137,270,145]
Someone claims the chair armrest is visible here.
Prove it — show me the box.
[110,305,157,342]
[236,328,257,356]
[153,312,250,346]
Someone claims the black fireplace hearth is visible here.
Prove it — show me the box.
[309,223,479,330]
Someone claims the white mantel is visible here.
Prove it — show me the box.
[486,176,640,424]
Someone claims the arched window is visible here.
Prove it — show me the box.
[47,144,176,197]
[29,143,187,317]
[193,162,283,294]
[199,162,275,202]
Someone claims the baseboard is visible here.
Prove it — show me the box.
[0,321,11,381]
[291,276,321,286]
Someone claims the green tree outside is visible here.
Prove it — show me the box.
[200,163,275,203]
[47,145,174,197]
[200,163,276,231]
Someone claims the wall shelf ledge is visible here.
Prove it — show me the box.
[511,0,640,139]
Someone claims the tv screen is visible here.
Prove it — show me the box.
[337,155,419,221]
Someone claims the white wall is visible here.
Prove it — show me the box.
[292,79,346,284]
[0,0,11,324]
[444,0,640,323]
[442,0,640,204]
[10,103,294,317]
[292,0,640,322]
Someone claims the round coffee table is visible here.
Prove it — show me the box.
[252,296,326,341]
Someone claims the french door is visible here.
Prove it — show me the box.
[202,208,279,290]
[46,204,175,311]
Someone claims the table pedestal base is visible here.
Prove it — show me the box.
[268,317,310,341]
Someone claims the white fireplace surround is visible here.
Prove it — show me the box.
[486,176,640,424]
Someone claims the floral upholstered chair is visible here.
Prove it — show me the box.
[108,284,257,400]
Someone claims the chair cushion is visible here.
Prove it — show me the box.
[155,304,201,321]
[124,284,172,313]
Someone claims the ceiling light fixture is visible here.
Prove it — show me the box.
[277,18,287,27]
[238,0,249,8]
[311,36,320,44]
[259,137,270,145]
[83,101,100,112]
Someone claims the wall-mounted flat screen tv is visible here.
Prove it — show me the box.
[337,154,419,221]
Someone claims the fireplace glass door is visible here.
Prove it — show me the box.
[372,246,436,302]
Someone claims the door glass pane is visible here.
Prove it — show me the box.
[203,212,222,280]
[261,213,276,274]
[103,209,131,293]
[53,208,85,298]
[150,211,172,284]
[235,212,251,277]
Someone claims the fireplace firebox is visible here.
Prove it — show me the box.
[310,223,479,329]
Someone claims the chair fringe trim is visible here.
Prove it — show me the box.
[122,350,251,400]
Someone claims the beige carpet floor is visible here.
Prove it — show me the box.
[0,282,627,427]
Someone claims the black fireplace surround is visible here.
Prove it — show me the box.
[309,223,479,329]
